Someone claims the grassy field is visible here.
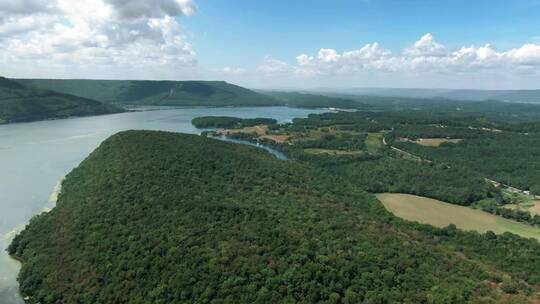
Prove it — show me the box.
[365,133,382,153]
[376,193,540,240]
[220,125,269,136]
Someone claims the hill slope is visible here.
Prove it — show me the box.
[0,77,123,124]
[8,131,540,303]
[17,79,279,106]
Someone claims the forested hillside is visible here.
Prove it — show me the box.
[262,91,364,109]
[17,79,278,106]
[9,131,540,303]
[0,77,123,124]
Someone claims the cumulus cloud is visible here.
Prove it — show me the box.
[0,0,197,78]
[261,33,540,79]
[404,33,447,57]
[104,0,196,20]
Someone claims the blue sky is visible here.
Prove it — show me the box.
[1,0,540,89]
[184,0,540,68]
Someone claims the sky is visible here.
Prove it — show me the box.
[1,0,540,89]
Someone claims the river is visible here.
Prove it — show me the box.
[0,106,324,303]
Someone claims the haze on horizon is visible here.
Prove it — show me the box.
[1,0,540,90]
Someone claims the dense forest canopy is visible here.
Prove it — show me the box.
[9,131,540,303]
[191,116,277,128]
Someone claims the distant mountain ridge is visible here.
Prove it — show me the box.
[17,79,279,106]
[0,77,123,124]
[311,87,540,103]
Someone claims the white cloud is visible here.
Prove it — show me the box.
[278,33,540,78]
[296,54,313,66]
[404,33,447,57]
[0,0,197,78]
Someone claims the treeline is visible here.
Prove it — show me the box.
[474,199,540,226]
[393,124,487,140]
[192,116,277,128]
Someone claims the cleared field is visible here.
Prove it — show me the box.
[365,133,382,153]
[398,137,462,147]
[260,134,289,143]
[376,193,540,240]
[304,148,363,155]
[220,124,268,136]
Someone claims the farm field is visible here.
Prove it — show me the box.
[376,193,540,240]
[397,137,463,147]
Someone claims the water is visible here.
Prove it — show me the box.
[214,136,289,160]
[0,106,324,303]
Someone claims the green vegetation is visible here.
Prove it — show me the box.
[365,133,383,153]
[262,91,365,109]
[0,77,124,124]
[393,133,540,194]
[9,131,540,303]
[18,79,279,106]
[207,112,502,206]
[191,116,277,128]
[377,193,540,240]
[473,198,540,227]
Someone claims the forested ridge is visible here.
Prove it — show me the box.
[17,79,278,107]
[0,77,124,124]
[9,131,540,303]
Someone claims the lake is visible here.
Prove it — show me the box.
[0,106,324,303]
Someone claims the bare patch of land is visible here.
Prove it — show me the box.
[220,124,269,136]
[376,193,540,240]
[398,137,463,147]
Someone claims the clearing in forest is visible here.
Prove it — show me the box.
[376,193,540,240]
[398,137,463,147]
[220,124,269,136]
[365,133,382,153]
